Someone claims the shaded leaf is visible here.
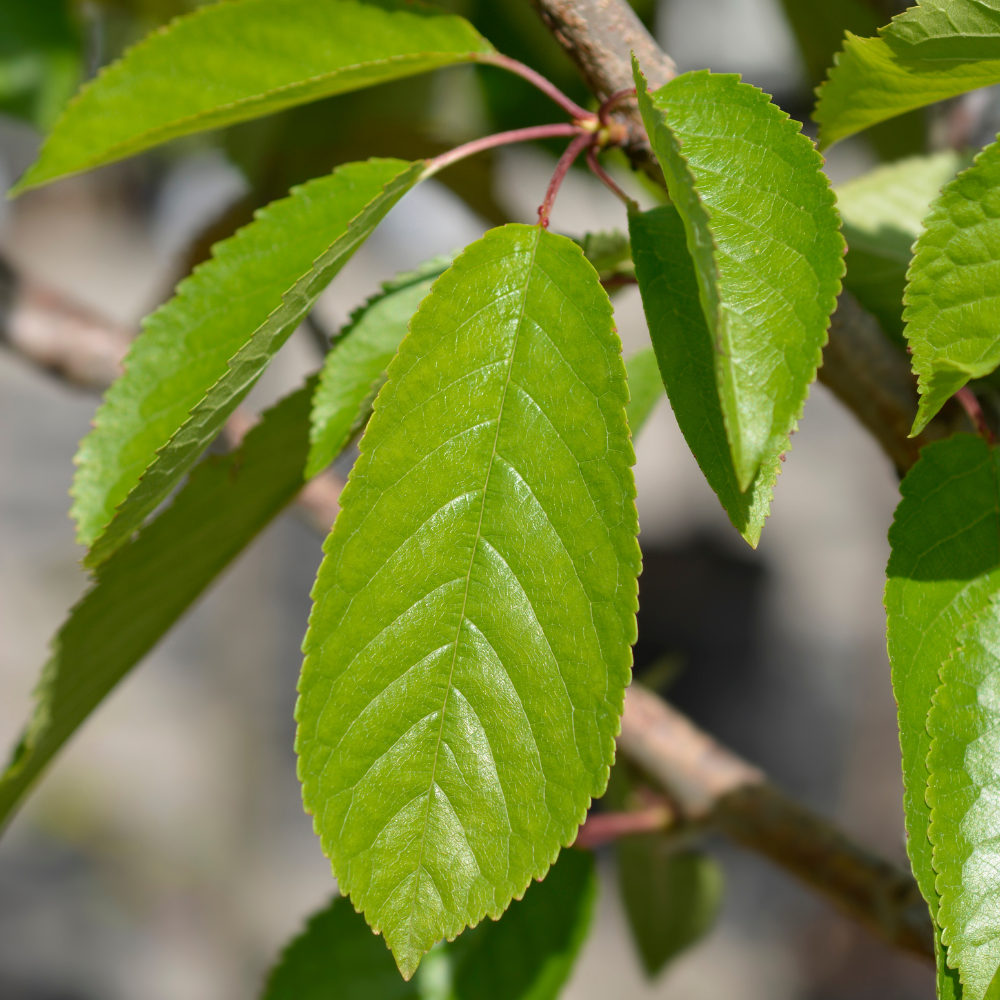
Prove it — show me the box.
[624,347,664,439]
[628,204,779,547]
[835,150,964,346]
[307,254,455,480]
[886,434,1000,918]
[906,141,1000,435]
[576,230,632,274]
[617,839,722,977]
[262,848,595,1000]
[13,0,493,193]
[633,63,843,492]
[297,224,639,977]
[0,380,315,833]
[929,600,1000,1000]
[75,158,420,569]
[816,11,1000,151]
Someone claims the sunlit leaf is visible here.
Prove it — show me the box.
[74,158,420,569]
[297,224,639,977]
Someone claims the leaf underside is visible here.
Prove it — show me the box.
[905,140,1000,435]
[13,0,492,193]
[633,64,843,493]
[307,254,455,479]
[834,150,964,346]
[816,0,1000,150]
[262,848,596,1000]
[930,601,1000,1000]
[0,381,315,834]
[886,434,1000,920]
[297,224,639,977]
[629,204,779,547]
[76,158,420,569]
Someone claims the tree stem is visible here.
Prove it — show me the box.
[537,132,595,227]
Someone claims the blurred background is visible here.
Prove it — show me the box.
[0,0,970,996]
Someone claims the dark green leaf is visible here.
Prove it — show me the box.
[633,64,843,492]
[624,347,664,439]
[297,224,639,977]
[835,150,964,346]
[307,254,454,480]
[12,0,493,193]
[629,204,779,547]
[618,839,723,977]
[75,158,420,569]
[905,140,1000,434]
[929,601,1000,999]
[886,434,1000,918]
[0,380,315,833]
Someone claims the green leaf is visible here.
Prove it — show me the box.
[886,434,1000,917]
[617,839,723,977]
[0,380,315,833]
[261,848,595,1000]
[75,158,420,569]
[297,224,640,978]
[448,847,596,1000]
[12,0,493,194]
[623,348,664,439]
[628,204,779,548]
[810,0,1000,149]
[905,141,1000,435]
[576,230,632,275]
[307,254,455,480]
[929,600,1000,1000]
[835,151,964,346]
[0,0,81,130]
[633,64,843,492]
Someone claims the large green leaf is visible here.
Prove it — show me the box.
[886,434,1000,917]
[905,141,1000,435]
[0,380,315,834]
[307,254,454,480]
[297,224,639,978]
[261,848,595,1000]
[617,840,723,977]
[816,0,1000,150]
[929,601,1000,1000]
[74,158,420,569]
[633,64,843,492]
[835,151,963,347]
[12,0,493,194]
[629,204,779,547]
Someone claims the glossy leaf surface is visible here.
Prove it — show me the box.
[13,0,492,193]
[618,839,723,977]
[906,141,1000,434]
[262,848,595,1000]
[307,255,453,479]
[74,158,419,568]
[816,0,1000,151]
[929,602,1000,1000]
[886,434,1000,913]
[0,381,315,833]
[835,151,963,345]
[297,224,639,977]
[629,204,779,547]
[634,64,843,492]
[624,348,664,439]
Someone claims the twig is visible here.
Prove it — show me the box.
[572,802,674,849]
[479,52,595,121]
[618,685,935,963]
[955,386,994,443]
[538,132,595,226]
[585,145,637,208]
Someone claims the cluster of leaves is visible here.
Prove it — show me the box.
[8,0,1000,996]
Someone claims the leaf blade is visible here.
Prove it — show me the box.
[0,381,316,833]
[905,141,1000,434]
[297,224,639,977]
[623,347,664,440]
[633,64,843,492]
[13,0,492,194]
[629,204,780,547]
[75,157,420,568]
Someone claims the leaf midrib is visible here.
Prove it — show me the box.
[406,227,541,943]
